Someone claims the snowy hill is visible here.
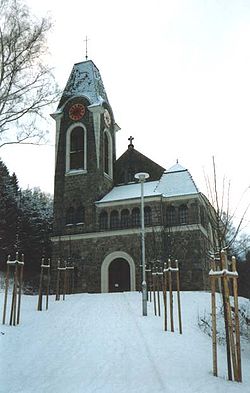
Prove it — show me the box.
[1,291,250,393]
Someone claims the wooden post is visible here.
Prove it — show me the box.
[163,261,168,331]
[37,258,44,311]
[38,258,50,311]
[210,258,218,377]
[168,259,174,332]
[156,265,161,317]
[55,259,61,301]
[2,256,10,325]
[71,266,75,294]
[221,251,238,381]
[152,265,157,316]
[145,264,152,302]
[175,260,182,334]
[63,262,67,301]
[66,266,74,295]
[17,254,24,324]
[10,260,18,326]
[46,259,51,310]
[220,250,232,381]
[232,256,242,382]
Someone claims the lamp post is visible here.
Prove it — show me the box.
[135,172,149,316]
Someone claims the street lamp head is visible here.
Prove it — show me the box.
[134,172,150,182]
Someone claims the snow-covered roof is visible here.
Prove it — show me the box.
[97,163,199,205]
[154,162,199,197]
[97,181,161,204]
[61,60,109,105]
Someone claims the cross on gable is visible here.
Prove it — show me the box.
[128,136,134,147]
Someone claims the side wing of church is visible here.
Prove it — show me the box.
[51,59,215,293]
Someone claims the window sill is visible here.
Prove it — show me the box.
[65,169,87,176]
[104,172,112,180]
[65,223,85,227]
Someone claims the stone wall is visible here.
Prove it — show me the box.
[51,225,210,293]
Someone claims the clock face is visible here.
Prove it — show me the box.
[69,103,85,121]
[104,109,111,127]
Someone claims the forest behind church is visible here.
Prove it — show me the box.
[0,159,53,277]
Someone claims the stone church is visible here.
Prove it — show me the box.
[51,58,215,293]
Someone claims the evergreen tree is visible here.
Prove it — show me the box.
[0,159,53,273]
[19,187,53,273]
[0,159,19,267]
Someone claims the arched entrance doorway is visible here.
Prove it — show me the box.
[101,251,136,293]
[108,258,130,292]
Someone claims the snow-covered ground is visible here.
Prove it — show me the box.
[0,291,249,393]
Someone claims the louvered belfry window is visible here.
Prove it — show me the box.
[70,127,84,170]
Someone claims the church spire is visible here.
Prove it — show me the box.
[59,60,109,107]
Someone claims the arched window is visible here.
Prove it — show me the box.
[131,207,140,227]
[110,210,119,229]
[144,206,152,226]
[66,124,87,173]
[121,209,130,228]
[70,127,84,170]
[66,207,75,225]
[75,205,85,224]
[166,206,176,226]
[99,211,108,230]
[104,130,112,177]
[179,204,188,225]
[110,210,119,228]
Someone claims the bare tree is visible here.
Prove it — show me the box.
[203,156,250,381]
[0,0,59,148]
[203,156,250,254]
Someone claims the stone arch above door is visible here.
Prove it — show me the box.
[101,251,136,293]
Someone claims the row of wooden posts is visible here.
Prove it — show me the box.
[38,259,75,309]
[2,255,75,325]
[209,250,242,382]
[146,259,182,334]
[2,253,24,326]
[147,251,242,383]
[1,250,243,383]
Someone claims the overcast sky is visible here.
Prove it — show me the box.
[1,0,250,232]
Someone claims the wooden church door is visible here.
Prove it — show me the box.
[108,258,130,292]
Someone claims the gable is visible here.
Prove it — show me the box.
[114,147,165,185]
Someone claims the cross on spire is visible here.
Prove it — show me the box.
[128,136,134,148]
[84,36,89,60]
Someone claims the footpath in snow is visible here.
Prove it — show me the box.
[0,291,250,393]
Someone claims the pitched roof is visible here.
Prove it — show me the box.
[96,163,199,204]
[154,163,199,197]
[114,146,165,184]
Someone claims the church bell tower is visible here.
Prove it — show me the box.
[51,60,118,236]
